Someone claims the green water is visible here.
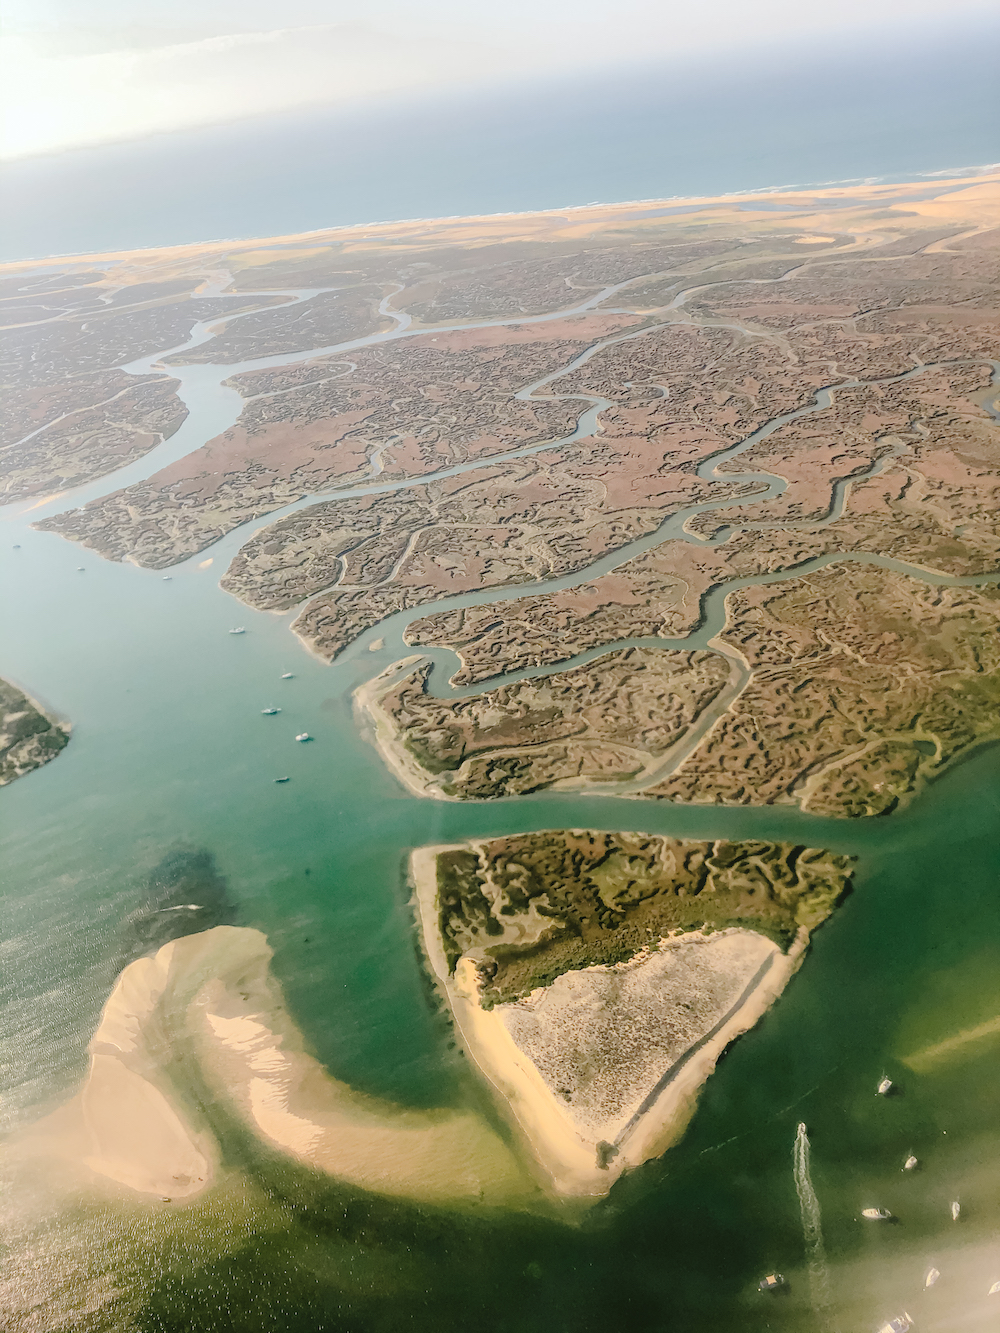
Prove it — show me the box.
[3,340,1000,1333]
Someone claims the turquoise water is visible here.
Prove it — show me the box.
[4,292,1000,1332]
[5,503,1000,1330]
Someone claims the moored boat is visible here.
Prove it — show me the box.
[229,627,246,634]
[903,1155,918,1171]
[261,707,280,715]
[924,1268,939,1289]
[877,1075,893,1096]
[274,776,290,783]
[950,1200,960,1221]
[876,1316,912,1333]
[862,1208,893,1221]
[281,672,294,679]
[295,732,311,742]
[758,1273,786,1293]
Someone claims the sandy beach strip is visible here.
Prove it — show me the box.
[353,657,454,799]
[411,844,809,1196]
[3,171,997,275]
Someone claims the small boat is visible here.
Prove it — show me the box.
[877,1316,912,1333]
[162,576,172,581]
[924,1268,940,1289]
[877,1075,894,1096]
[903,1155,918,1171]
[261,707,281,715]
[862,1208,893,1221]
[758,1273,786,1293]
[950,1200,960,1221]
[77,566,85,571]
[281,672,294,679]
[274,776,290,783]
[295,733,311,742]
[229,627,246,635]
[988,1280,1000,1295]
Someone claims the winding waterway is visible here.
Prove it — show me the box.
[3,266,1000,1332]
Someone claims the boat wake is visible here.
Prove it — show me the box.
[794,1122,836,1327]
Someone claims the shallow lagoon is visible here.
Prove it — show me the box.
[3,212,1000,1330]
[3,477,1000,1328]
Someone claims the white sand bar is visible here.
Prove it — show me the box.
[31,926,532,1206]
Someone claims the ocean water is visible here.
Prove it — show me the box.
[1,18,999,262]
[4,26,1000,1328]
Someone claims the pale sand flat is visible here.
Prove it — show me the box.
[28,926,532,1205]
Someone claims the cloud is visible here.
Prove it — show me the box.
[1,23,511,158]
[2,0,996,159]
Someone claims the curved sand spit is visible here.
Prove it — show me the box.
[42,926,529,1204]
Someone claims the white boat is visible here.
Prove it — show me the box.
[229,627,246,635]
[295,733,311,742]
[988,1280,1000,1295]
[162,575,172,581]
[274,776,290,783]
[862,1208,893,1221]
[924,1268,940,1289]
[877,1316,912,1333]
[903,1155,918,1171]
[758,1273,786,1293]
[281,672,294,679]
[950,1200,960,1221]
[261,707,280,715]
[877,1075,894,1096]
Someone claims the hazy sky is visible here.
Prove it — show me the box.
[3,0,993,158]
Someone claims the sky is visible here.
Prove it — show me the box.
[2,0,996,159]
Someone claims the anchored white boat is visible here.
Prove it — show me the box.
[924,1268,940,1289]
[229,627,246,635]
[877,1075,894,1096]
[162,576,172,581]
[758,1273,786,1293]
[950,1200,961,1221]
[903,1155,918,1171]
[877,1316,912,1333]
[281,672,294,679]
[862,1208,893,1221]
[261,707,281,715]
[274,776,290,783]
[295,733,311,742]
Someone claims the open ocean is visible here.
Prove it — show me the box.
[1,18,998,261]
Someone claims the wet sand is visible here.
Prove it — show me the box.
[26,926,532,1205]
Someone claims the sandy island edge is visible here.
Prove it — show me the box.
[410,843,809,1197]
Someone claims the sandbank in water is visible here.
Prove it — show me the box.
[24,926,532,1206]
